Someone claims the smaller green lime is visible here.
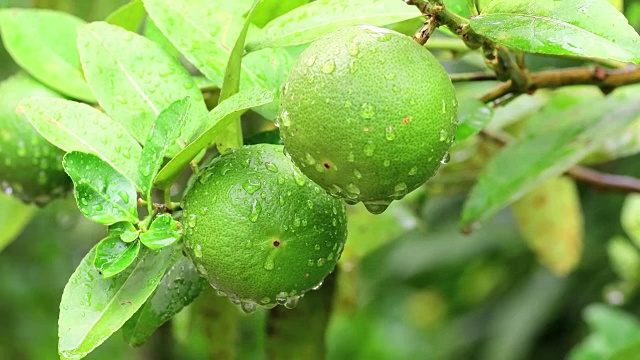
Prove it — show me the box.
[0,73,71,205]
[182,144,347,311]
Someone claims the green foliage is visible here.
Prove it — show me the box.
[1,0,640,359]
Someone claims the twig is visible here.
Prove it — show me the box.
[480,130,640,194]
[480,65,640,103]
[449,72,497,82]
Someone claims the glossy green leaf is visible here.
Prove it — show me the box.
[246,0,421,51]
[142,0,245,87]
[139,98,190,199]
[105,0,146,32]
[154,87,274,189]
[19,97,142,190]
[58,243,179,359]
[215,0,263,153]
[444,0,472,17]
[460,94,640,228]
[122,253,205,346]
[143,18,179,58]
[0,8,94,101]
[622,194,640,248]
[77,22,207,147]
[470,0,640,63]
[455,99,493,141]
[511,177,583,275]
[94,236,141,278]
[242,48,294,120]
[109,221,140,243]
[63,151,139,225]
[139,214,182,250]
[0,193,36,252]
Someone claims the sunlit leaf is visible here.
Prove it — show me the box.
[94,236,141,278]
[105,0,146,32]
[0,8,94,101]
[470,0,640,63]
[58,244,179,359]
[139,214,182,250]
[63,151,138,225]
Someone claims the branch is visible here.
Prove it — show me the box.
[480,65,640,103]
[480,130,640,194]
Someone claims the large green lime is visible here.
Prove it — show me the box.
[278,25,457,214]
[182,144,347,311]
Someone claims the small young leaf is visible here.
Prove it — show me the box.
[77,22,207,148]
[511,177,583,275]
[215,0,264,153]
[607,236,640,283]
[139,214,182,250]
[0,193,36,252]
[139,98,191,199]
[246,0,421,51]
[63,151,139,225]
[109,221,140,243]
[470,0,640,64]
[58,243,179,359]
[18,97,143,190]
[94,236,141,278]
[0,9,94,102]
[460,94,640,229]
[455,99,493,142]
[105,0,146,32]
[122,254,206,346]
[154,87,274,189]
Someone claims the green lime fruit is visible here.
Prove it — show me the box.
[182,144,347,311]
[277,24,457,214]
[0,73,71,205]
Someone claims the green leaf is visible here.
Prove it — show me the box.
[611,341,640,360]
[511,177,583,275]
[215,0,263,153]
[585,304,640,351]
[0,9,94,102]
[109,222,140,243]
[139,98,191,199]
[122,253,205,346]
[77,22,207,148]
[246,0,421,51]
[142,0,245,87]
[154,87,274,189]
[0,193,36,252]
[242,48,294,120]
[621,194,640,247]
[19,97,143,190]
[444,0,472,17]
[251,0,308,28]
[105,0,146,32]
[460,94,640,229]
[455,99,493,141]
[58,243,179,359]
[94,236,141,278]
[470,0,640,64]
[139,214,182,250]
[63,151,139,225]
[143,18,179,58]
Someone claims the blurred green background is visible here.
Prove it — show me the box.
[3,1,640,359]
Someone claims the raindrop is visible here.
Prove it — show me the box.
[321,60,336,74]
[265,162,278,172]
[348,41,359,56]
[346,183,360,195]
[284,296,300,309]
[314,244,321,250]
[118,191,130,203]
[304,153,316,165]
[353,169,362,179]
[279,110,291,127]
[240,301,257,313]
[347,151,355,163]
[115,95,127,104]
[360,103,375,119]
[409,166,418,175]
[312,280,324,290]
[364,201,390,214]
[439,129,448,142]
[263,257,275,270]
[383,159,391,167]
[391,182,408,200]
[440,152,451,164]
[385,125,396,141]
[188,214,197,228]
[308,259,315,267]
[317,258,325,266]
[344,100,353,108]
[193,244,203,258]
[249,199,261,222]
[242,179,261,194]
[363,143,376,157]
[305,55,317,66]
[392,85,401,93]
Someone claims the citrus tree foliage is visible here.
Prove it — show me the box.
[1,0,640,359]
